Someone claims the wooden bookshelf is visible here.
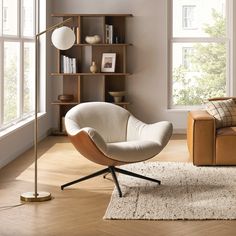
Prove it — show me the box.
[51,13,132,134]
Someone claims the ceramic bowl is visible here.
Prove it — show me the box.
[108,91,126,103]
[58,94,74,102]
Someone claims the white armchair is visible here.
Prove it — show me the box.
[62,102,173,197]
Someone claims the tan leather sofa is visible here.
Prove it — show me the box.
[187,103,236,166]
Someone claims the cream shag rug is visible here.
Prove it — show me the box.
[104,162,236,220]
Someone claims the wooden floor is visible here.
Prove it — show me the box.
[0,135,235,236]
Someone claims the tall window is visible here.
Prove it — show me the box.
[170,0,228,107]
[0,0,36,131]
[182,5,196,29]
[3,7,8,27]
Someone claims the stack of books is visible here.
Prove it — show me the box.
[105,24,113,44]
[60,55,77,74]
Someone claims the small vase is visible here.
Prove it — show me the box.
[90,61,97,73]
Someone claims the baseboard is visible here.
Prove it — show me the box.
[173,128,186,134]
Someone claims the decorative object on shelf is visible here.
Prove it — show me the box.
[101,53,116,72]
[20,18,75,203]
[76,27,80,44]
[90,61,98,73]
[115,36,119,44]
[109,91,126,103]
[85,35,101,44]
[58,94,74,102]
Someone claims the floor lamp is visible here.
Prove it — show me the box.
[20,18,75,202]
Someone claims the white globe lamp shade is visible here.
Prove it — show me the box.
[51,26,75,50]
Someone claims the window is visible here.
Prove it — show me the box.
[3,0,18,35]
[182,47,194,70]
[182,5,196,29]
[170,0,229,108]
[0,0,36,131]
[3,7,7,23]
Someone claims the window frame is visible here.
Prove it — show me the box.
[168,0,231,110]
[0,0,37,131]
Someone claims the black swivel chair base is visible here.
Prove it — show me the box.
[61,166,161,197]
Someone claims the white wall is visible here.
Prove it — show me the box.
[0,0,53,168]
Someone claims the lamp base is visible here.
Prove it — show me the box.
[20,191,51,202]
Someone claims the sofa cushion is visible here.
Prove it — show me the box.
[217,126,236,136]
[206,99,236,128]
[216,132,236,165]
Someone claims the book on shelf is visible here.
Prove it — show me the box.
[105,24,113,44]
[72,58,77,73]
[109,25,113,44]
[105,25,109,44]
[60,55,77,74]
[72,27,80,44]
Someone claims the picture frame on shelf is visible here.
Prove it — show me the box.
[101,53,116,72]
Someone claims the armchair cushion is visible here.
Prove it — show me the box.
[83,125,169,163]
[105,140,161,163]
[206,99,236,128]
[66,102,130,143]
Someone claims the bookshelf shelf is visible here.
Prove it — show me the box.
[73,43,132,47]
[52,13,133,17]
[51,101,79,105]
[51,72,131,76]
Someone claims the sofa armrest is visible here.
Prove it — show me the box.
[187,110,216,165]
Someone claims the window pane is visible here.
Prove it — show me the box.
[173,0,226,38]
[3,42,20,124]
[3,0,18,36]
[24,42,35,115]
[172,42,226,106]
[22,0,34,37]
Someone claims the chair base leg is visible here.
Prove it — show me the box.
[61,168,109,190]
[109,167,122,197]
[114,166,161,185]
[61,166,161,197]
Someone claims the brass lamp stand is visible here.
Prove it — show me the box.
[21,18,74,202]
